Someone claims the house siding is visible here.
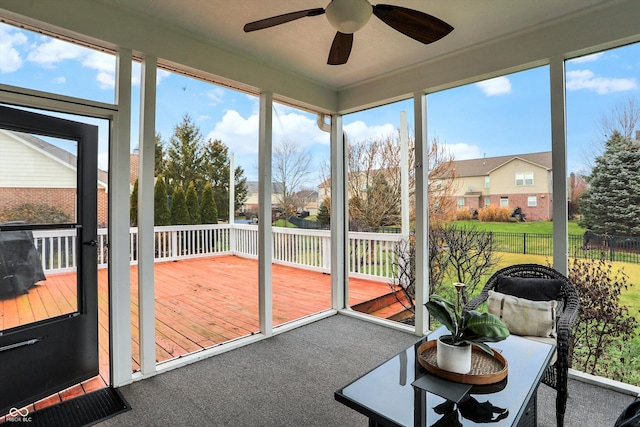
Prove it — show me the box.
[447,153,553,221]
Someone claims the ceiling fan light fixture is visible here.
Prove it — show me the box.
[325,0,372,34]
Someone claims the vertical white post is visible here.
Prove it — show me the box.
[550,57,569,274]
[229,153,236,253]
[258,92,273,336]
[229,153,235,225]
[331,114,347,310]
[413,93,429,336]
[138,55,157,377]
[400,111,410,238]
[110,48,133,386]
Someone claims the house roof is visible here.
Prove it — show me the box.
[10,130,109,187]
[1,1,638,114]
[447,152,552,178]
[246,181,285,194]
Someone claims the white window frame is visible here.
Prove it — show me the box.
[528,195,537,206]
[525,172,534,186]
[500,197,509,207]
[484,176,490,188]
[484,197,490,207]
[457,198,465,209]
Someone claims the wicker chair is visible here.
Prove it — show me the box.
[464,264,580,427]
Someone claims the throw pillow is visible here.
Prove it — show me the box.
[495,274,562,301]
[488,290,557,337]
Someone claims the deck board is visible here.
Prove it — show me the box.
[1,254,391,413]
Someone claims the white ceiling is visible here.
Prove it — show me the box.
[94,0,610,89]
[1,0,640,113]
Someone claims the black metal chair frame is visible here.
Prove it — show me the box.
[464,264,580,427]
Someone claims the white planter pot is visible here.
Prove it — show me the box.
[437,336,472,374]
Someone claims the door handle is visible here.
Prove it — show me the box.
[84,240,98,246]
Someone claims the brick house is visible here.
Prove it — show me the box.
[0,129,110,226]
[444,152,553,221]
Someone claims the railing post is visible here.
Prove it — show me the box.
[171,229,178,260]
[523,233,527,255]
[323,234,331,271]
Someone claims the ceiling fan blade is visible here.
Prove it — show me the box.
[327,32,353,65]
[372,4,453,44]
[244,8,325,32]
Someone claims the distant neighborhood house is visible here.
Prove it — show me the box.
[0,129,110,226]
[443,152,553,221]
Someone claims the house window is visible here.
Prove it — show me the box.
[528,196,537,206]
[484,176,490,188]
[525,172,534,185]
[484,197,490,207]
[458,198,465,209]
[516,172,534,186]
[500,197,509,207]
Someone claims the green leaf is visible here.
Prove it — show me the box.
[424,300,456,336]
[463,311,510,342]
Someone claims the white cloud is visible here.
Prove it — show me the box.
[343,120,396,143]
[206,110,260,155]
[566,69,638,94]
[206,109,330,157]
[207,87,225,105]
[475,76,512,96]
[0,24,27,73]
[443,143,483,160]
[52,76,66,84]
[570,52,604,63]
[26,38,86,66]
[82,51,116,88]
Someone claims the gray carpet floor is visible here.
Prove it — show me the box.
[99,314,636,426]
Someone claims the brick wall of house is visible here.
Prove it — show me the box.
[490,194,552,221]
[0,187,109,226]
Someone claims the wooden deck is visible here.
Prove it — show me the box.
[1,255,393,416]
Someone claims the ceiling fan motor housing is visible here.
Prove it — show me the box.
[325,0,373,33]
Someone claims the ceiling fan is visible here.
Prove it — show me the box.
[243,0,454,65]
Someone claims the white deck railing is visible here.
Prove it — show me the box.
[32,224,405,283]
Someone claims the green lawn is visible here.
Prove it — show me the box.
[452,220,586,235]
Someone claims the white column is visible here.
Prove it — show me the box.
[413,93,429,336]
[550,57,569,275]
[229,153,236,253]
[138,55,157,377]
[400,111,410,238]
[110,47,133,386]
[258,91,273,336]
[331,114,347,310]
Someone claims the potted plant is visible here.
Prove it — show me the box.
[425,294,510,374]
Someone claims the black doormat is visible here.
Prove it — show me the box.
[17,387,130,426]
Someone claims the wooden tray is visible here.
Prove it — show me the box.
[417,340,508,385]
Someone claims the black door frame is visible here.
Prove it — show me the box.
[0,105,99,414]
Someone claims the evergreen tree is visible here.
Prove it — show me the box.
[170,186,190,225]
[202,139,248,220]
[185,181,201,224]
[317,197,331,226]
[580,131,640,235]
[130,178,139,226]
[154,174,171,226]
[164,114,204,190]
[155,132,165,177]
[200,182,219,224]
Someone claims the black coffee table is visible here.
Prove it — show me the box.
[335,327,555,426]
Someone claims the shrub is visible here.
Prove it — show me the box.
[1,203,71,224]
[568,255,638,381]
[200,182,218,224]
[185,181,200,224]
[478,205,511,222]
[154,174,171,226]
[456,208,474,221]
[170,186,189,225]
